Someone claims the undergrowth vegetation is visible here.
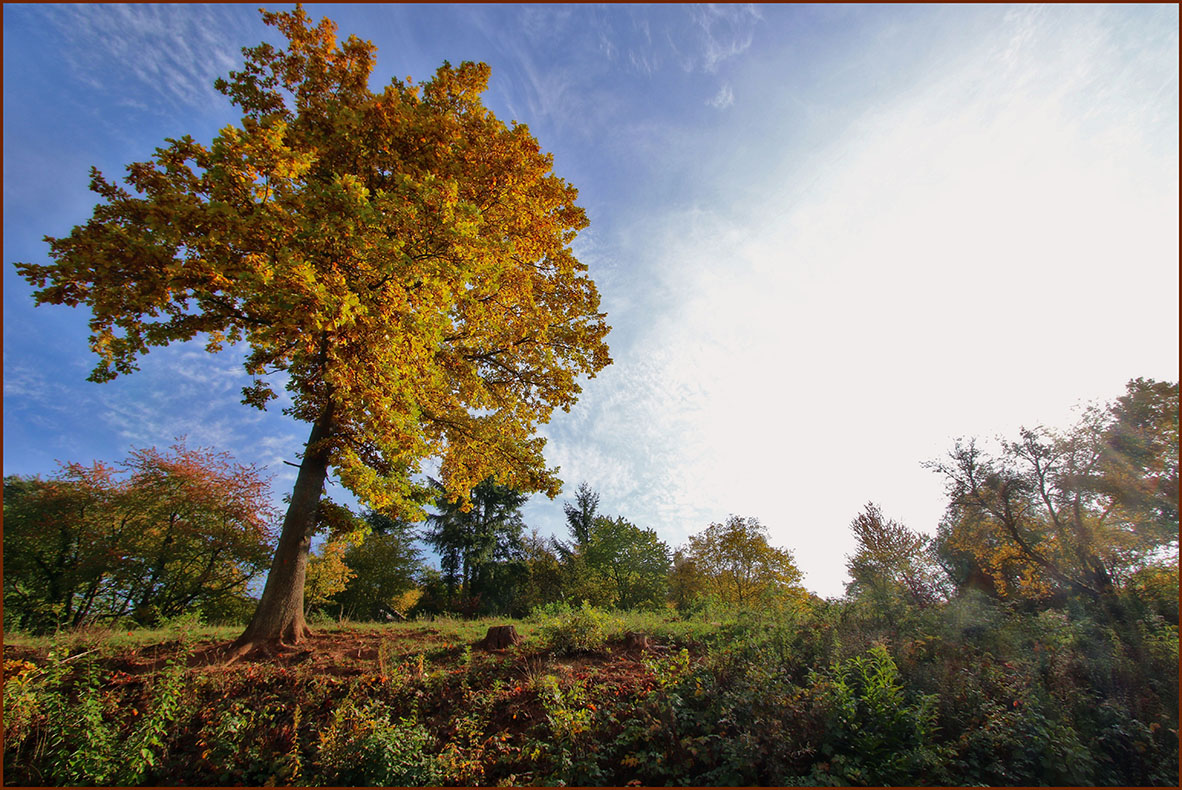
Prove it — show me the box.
[4,597,1177,786]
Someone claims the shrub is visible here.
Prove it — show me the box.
[314,699,441,786]
[2,644,190,786]
[1126,563,1178,625]
[532,601,625,654]
[526,672,605,784]
[798,643,950,786]
[198,591,259,625]
[949,698,1096,786]
[188,666,320,785]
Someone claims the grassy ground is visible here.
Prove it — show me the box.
[4,601,1177,786]
[2,608,726,786]
[2,608,717,657]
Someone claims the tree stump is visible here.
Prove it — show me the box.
[479,624,521,650]
[623,631,651,651]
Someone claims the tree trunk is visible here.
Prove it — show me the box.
[227,404,334,661]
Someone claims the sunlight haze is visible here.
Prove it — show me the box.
[4,3,1177,598]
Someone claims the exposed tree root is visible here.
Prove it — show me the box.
[223,624,314,666]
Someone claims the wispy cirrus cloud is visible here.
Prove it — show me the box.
[688,4,762,73]
[3,363,57,403]
[526,350,716,548]
[41,3,254,116]
[480,5,763,136]
[706,83,735,109]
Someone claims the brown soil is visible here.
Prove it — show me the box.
[3,625,467,677]
[1,625,689,787]
[2,625,670,682]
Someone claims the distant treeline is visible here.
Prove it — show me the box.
[6,378,1175,636]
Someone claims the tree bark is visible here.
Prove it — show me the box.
[227,403,334,661]
[478,624,521,650]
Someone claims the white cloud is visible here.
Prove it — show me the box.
[707,83,735,109]
[689,4,762,73]
[529,4,1179,598]
[2,364,53,402]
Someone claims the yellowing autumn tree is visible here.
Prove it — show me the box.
[2,443,275,633]
[931,379,1178,614]
[678,516,806,610]
[14,6,610,657]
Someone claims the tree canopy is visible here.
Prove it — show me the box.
[424,476,529,616]
[561,481,600,551]
[2,443,274,633]
[583,516,671,610]
[13,5,610,653]
[325,510,426,621]
[676,515,806,610]
[931,378,1178,607]
[844,502,945,617]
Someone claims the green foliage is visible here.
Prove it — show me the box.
[529,673,605,784]
[198,590,260,626]
[189,666,325,784]
[316,699,441,786]
[531,600,625,654]
[1096,378,1178,541]
[1125,561,1179,624]
[2,442,274,634]
[561,480,600,550]
[802,644,947,785]
[514,528,568,615]
[583,516,671,610]
[948,697,1097,786]
[2,659,42,750]
[547,484,672,612]
[2,643,190,785]
[644,646,693,689]
[409,566,451,616]
[424,476,528,616]
[116,650,188,784]
[845,502,947,617]
[331,510,426,621]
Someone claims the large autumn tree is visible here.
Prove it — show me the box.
[14,6,611,656]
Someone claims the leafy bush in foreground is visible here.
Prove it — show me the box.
[317,699,441,786]
[3,645,188,785]
[530,600,625,654]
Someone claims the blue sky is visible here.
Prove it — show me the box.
[4,4,1178,598]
